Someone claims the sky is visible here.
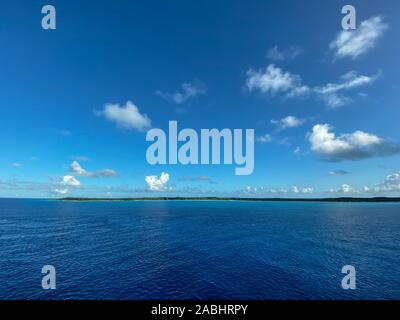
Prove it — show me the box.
[1,0,400,198]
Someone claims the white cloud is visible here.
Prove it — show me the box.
[70,161,88,176]
[61,175,81,187]
[246,64,309,98]
[338,184,355,193]
[374,172,400,193]
[319,93,352,109]
[267,45,303,61]
[301,187,314,194]
[54,175,80,195]
[317,71,376,94]
[330,16,388,60]
[315,71,377,108]
[96,101,151,131]
[157,82,205,105]
[246,64,377,108]
[291,186,314,194]
[293,146,301,154]
[256,133,273,143]
[271,116,305,130]
[54,188,69,195]
[309,124,400,161]
[244,185,313,195]
[145,172,170,191]
[96,169,118,177]
[70,161,118,178]
[329,170,348,176]
[12,163,21,168]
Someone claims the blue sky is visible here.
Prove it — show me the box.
[1,0,400,198]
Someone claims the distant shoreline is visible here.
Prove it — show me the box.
[60,197,400,203]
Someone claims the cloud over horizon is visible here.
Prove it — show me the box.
[70,161,118,178]
[309,124,400,161]
[145,172,170,191]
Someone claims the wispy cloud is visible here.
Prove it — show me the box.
[271,116,305,130]
[256,133,273,143]
[180,176,217,184]
[12,163,21,168]
[246,63,378,108]
[309,124,400,161]
[329,16,388,60]
[156,82,205,105]
[70,161,118,178]
[71,155,89,162]
[242,185,314,196]
[96,101,151,131]
[329,170,349,176]
[314,71,378,108]
[267,45,303,61]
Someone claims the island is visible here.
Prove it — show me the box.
[60,197,400,202]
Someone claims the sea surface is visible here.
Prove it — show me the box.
[0,199,399,300]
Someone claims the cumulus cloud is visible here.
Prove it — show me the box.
[61,175,81,187]
[256,133,273,143]
[54,175,81,195]
[157,82,205,105]
[70,161,118,178]
[309,124,400,161]
[329,16,388,60]
[96,101,151,131]
[291,186,314,194]
[246,64,309,98]
[315,71,377,108]
[329,170,349,176]
[267,45,303,61]
[374,172,400,193]
[330,184,356,194]
[145,172,170,191]
[271,116,305,130]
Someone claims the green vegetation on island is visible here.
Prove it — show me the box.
[61,197,400,202]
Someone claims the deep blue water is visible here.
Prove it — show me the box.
[0,199,399,300]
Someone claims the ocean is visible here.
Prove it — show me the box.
[0,199,399,299]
